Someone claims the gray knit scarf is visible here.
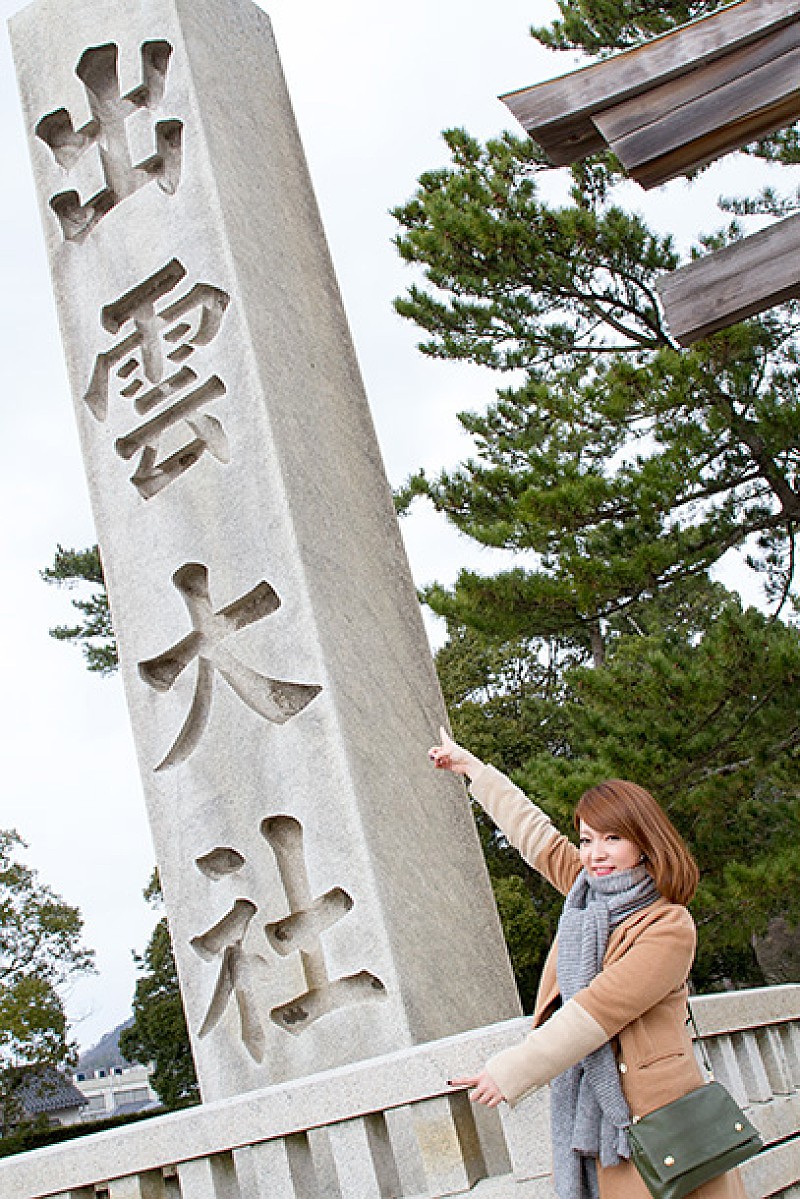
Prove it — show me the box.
[550,864,659,1199]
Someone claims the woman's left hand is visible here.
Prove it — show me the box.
[448,1071,504,1107]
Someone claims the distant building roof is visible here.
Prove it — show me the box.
[112,1096,160,1116]
[7,1065,88,1117]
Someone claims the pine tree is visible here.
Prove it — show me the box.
[396,2,800,991]
[0,831,95,1118]
[393,138,800,652]
[119,872,198,1109]
[41,545,117,675]
[438,587,800,993]
[532,0,727,54]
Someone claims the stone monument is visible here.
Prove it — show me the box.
[10,0,520,1102]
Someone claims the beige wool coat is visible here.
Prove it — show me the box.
[470,765,746,1199]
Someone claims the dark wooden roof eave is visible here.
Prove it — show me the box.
[501,0,800,175]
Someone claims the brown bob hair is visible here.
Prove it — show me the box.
[574,779,699,906]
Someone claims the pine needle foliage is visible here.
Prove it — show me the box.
[41,545,117,675]
[399,1,800,993]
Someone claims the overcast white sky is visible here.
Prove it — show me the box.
[0,0,784,1054]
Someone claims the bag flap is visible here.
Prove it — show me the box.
[629,1083,760,1182]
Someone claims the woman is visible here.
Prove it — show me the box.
[429,728,745,1199]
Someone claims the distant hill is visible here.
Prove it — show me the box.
[78,1020,135,1074]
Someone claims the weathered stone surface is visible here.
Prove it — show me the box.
[10,0,519,1103]
[0,1017,536,1195]
[410,1092,486,1194]
[691,984,800,1036]
[500,1088,552,1184]
[741,1137,800,1199]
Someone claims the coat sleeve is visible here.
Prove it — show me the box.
[485,906,696,1106]
[572,906,696,1039]
[485,997,607,1107]
[469,764,581,894]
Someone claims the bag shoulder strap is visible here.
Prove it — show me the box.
[687,999,714,1078]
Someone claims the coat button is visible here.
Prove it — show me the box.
[664,1156,675,1167]
[619,1062,627,1074]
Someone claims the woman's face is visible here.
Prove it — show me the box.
[578,820,641,878]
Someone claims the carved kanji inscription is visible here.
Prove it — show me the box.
[262,815,386,1033]
[191,817,386,1061]
[36,41,182,242]
[84,260,231,499]
[139,563,322,771]
[189,839,269,1062]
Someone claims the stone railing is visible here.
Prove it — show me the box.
[1,984,798,1199]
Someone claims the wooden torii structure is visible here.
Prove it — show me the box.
[501,0,800,345]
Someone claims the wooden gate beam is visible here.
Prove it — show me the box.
[501,0,800,188]
[656,211,800,345]
[501,0,800,341]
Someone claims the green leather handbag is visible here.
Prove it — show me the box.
[628,1080,763,1199]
